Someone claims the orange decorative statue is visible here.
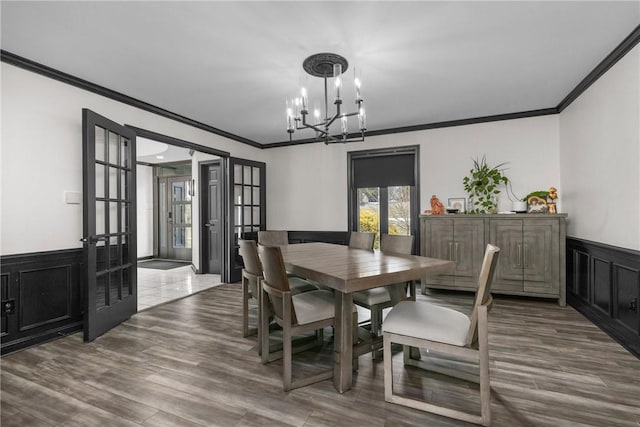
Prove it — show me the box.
[547,187,558,214]
[430,194,445,215]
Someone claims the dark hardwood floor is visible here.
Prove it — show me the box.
[1,283,639,426]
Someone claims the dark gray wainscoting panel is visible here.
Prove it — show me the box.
[0,249,83,355]
[567,237,640,358]
[287,231,350,245]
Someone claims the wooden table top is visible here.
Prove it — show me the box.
[279,242,455,293]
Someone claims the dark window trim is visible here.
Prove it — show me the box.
[347,145,420,253]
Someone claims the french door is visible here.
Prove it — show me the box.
[356,186,414,248]
[348,146,419,251]
[158,175,192,261]
[82,109,137,342]
[227,157,266,283]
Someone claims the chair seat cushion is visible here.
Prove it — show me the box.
[289,277,319,295]
[352,287,390,306]
[293,290,356,325]
[381,301,470,347]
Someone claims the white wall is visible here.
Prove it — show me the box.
[265,115,560,231]
[136,164,154,258]
[0,63,264,256]
[559,44,640,250]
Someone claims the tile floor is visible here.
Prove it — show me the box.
[137,264,222,311]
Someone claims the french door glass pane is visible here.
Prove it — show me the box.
[96,201,105,235]
[96,274,107,309]
[95,164,105,198]
[108,132,119,165]
[109,270,121,305]
[109,167,118,199]
[388,186,411,235]
[252,167,260,184]
[95,126,106,162]
[358,187,380,245]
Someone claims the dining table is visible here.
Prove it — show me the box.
[279,242,455,393]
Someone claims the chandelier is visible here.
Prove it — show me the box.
[286,53,366,145]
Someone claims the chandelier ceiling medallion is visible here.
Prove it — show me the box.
[286,53,366,145]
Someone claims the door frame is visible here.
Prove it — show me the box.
[126,126,231,281]
[199,159,225,275]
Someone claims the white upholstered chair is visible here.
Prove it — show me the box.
[238,239,317,339]
[382,244,500,426]
[257,244,357,391]
[352,234,415,337]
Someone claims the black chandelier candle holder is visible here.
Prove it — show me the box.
[286,53,366,144]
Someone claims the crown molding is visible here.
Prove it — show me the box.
[3,23,639,150]
[0,50,262,149]
[557,24,640,112]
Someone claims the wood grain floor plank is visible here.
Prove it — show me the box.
[2,283,640,426]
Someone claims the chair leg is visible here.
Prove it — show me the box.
[283,325,293,391]
[260,290,271,364]
[478,305,491,426]
[383,332,393,401]
[371,306,382,336]
[242,277,250,337]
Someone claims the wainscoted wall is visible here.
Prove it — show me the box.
[566,237,640,358]
[0,249,83,355]
[287,230,349,245]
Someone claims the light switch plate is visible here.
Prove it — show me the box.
[64,191,82,204]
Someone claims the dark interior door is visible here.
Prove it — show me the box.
[202,162,222,274]
[82,109,137,342]
[228,158,266,283]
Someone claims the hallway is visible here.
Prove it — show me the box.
[137,265,222,311]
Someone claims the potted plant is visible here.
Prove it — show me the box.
[462,156,509,214]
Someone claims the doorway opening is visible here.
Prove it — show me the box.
[135,135,224,310]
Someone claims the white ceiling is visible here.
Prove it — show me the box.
[2,1,639,146]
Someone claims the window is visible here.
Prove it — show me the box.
[349,147,419,250]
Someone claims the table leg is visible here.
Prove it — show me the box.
[333,291,353,393]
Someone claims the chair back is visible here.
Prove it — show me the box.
[257,244,297,325]
[258,230,289,246]
[238,239,262,295]
[465,244,500,347]
[380,234,414,255]
[349,232,375,250]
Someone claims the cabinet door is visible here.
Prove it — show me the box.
[453,219,485,288]
[490,220,524,292]
[523,220,558,294]
[424,219,455,285]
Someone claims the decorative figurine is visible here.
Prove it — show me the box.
[430,194,445,215]
[547,186,558,214]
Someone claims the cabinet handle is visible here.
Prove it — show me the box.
[455,242,460,263]
[448,242,454,261]
[523,243,528,268]
[516,244,522,267]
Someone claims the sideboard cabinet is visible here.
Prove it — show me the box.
[420,214,567,306]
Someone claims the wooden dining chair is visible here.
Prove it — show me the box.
[348,231,375,250]
[381,244,500,426]
[238,239,317,339]
[258,230,289,246]
[352,234,415,338]
[258,244,357,391]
